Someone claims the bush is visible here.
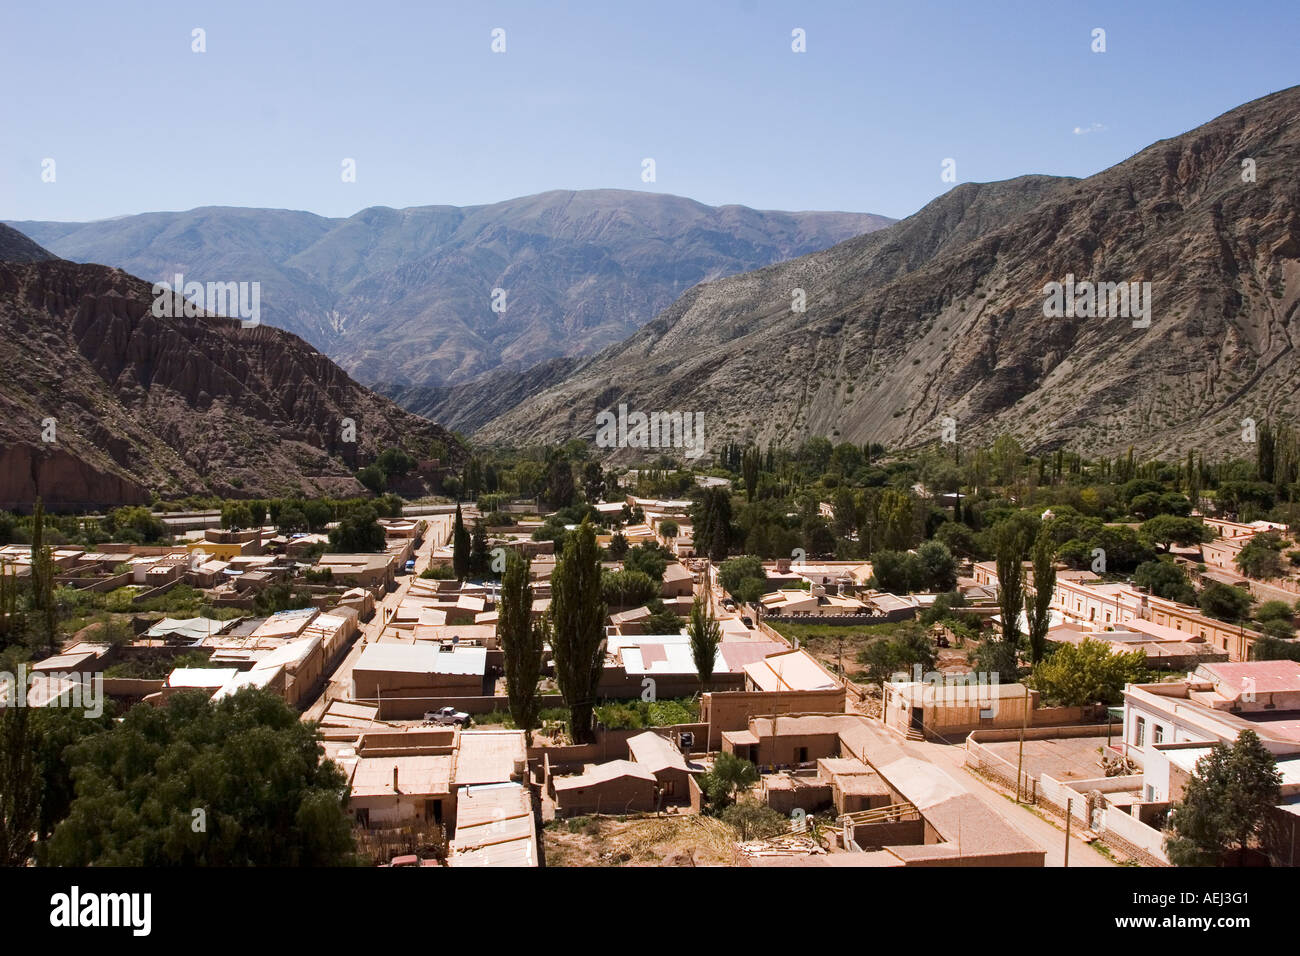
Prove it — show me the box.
[721,799,789,841]
[1027,639,1147,706]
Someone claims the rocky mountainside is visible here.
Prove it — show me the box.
[476,86,1300,461]
[9,191,891,390]
[0,223,56,263]
[0,253,462,510]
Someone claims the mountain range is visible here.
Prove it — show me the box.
[473,86,1300,460]
[8,191,891,393]
[0,225,460,510]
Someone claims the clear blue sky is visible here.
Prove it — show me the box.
[2,0,1296,223]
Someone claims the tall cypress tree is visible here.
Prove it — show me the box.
[550,518,607,743]
[497,551,545,744]
[995,521,1028,655]
[1024,526,1056,665]
[30,498,57,654]
[451,503,470,581]
[687,591,721,692]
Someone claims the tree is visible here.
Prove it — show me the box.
[643,599,683,634]
[497,551,545,745]
[29,498,57,655]
[608,531,629,560]
[356,464,386,495]
[276,504,308,534]
[933,521,976,559]
[741,446,760,502]
[687,592,721,691]
[718,555,766,603]
[1165,730,1282,866]
[1027,639,1146,706]
[601,569,658,608]
[107,505,168,542]
[721,799,788,841]
[545,459,576,510]
[693,488,733,562]
[1140,515,1211,552]
[328,505,385,553]
[550,518,607,744]
[376,446,414,478]
[1198,582,1253,624]
[451,503,470,581]
[870,550,922,594]
[0,707,41,866]
[580,461,606,504]
[1255,600,1294,625]
[1025,527,1055,665]
[858,623,935,687]
[468,519,491,578]
[995,521,1029,651]
[45,689,354,866]
[221,501,255,530]
[699,752,759,809]
[1235,532,1286,580]
[916,540,958,592]
[1133,560,1196,604]
[623,543,669,582]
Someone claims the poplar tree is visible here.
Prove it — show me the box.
[497,551,545,744]
[1025,526,1056,665]
[688,591,721,691]
[451,503,470,581]
[550,518,607,743]
[994,521,1029,664]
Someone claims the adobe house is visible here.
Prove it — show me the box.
[881,679,1038,740]
[722,714,861,768]
[626,731,699,804]
[550,760,658,817]
[351,642,488,719]
[342,728,458,830]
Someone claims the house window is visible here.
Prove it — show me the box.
[1153,725,1164,745]
[664,780,676,796]
[1134,716,1146,747]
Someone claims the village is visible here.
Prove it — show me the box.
[6,457,1299,870]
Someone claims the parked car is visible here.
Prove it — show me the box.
[741,616,754,628]
[404,559,416,574]
[423,706,470,727]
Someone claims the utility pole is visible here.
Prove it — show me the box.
[1064,797,1073,868]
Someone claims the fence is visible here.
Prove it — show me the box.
[966,729,1173,866]
[1038,772,1171,866]
[965,735,1037,801]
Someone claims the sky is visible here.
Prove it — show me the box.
[1,0,1297,224]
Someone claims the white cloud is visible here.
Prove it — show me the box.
[1073,122,1106,136]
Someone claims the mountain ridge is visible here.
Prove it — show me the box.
[474,86,1300,460]
[7,190,892,389]
[0,255,462,510]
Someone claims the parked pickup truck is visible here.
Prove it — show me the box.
[423,706,471,727]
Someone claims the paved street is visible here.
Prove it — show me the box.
[301,514,451,723]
